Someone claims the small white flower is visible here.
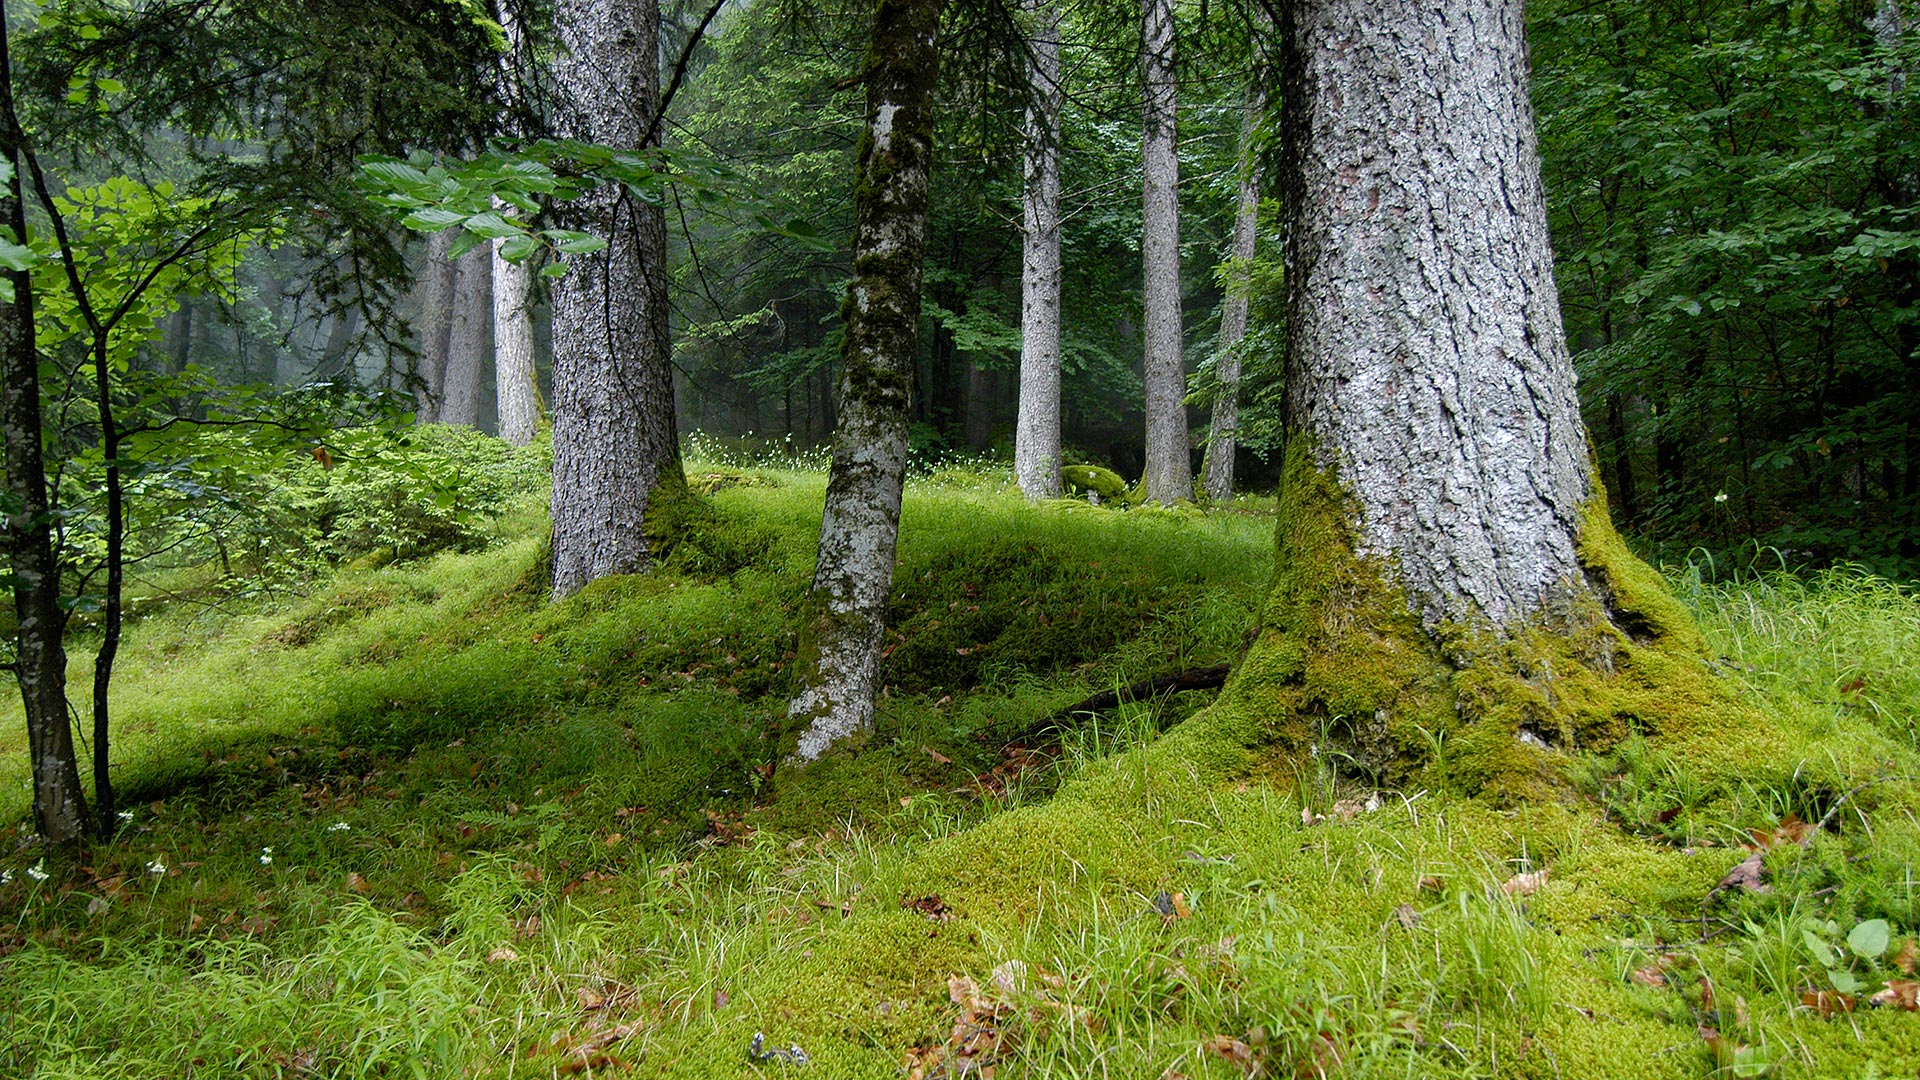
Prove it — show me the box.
[1714,491,1729,504]
[258,846,274,865]
[26,860,49,882]
[117,810,133,822]
[147,860,166,875]
[327,821,351,832]
[1,869,12,885]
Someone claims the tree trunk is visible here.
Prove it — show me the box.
[440,241,490,428]
[1014,0,1064,499]
[787,0,944,763]
[1139,0,1190,504]
[414,230,457,422]
[548,0,685,599]
[1201,82,1263,504]
[493,207,539,446]
[0,116,88,844]
[1220,0,1724,797]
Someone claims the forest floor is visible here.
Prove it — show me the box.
[3,447,1920,1079]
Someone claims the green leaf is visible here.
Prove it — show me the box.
[1828,968,1861,993]
[361,159,435,191]
[543,230,607,254]
[1803,929,1837,967]
[0,240,37,273]
[459,212,522,240]
[400,207,468,232]
[539,263,570,279]
[498,235,539,263]
[1847,919,1890,960]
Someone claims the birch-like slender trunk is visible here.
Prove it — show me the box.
[493,209,539,445]
[1014,0,1064,499]
[787,0,944,763]
[1139,0,1190,504]
[440,242,491,428]
[1277,0,1590,626]
[1201,83,1263,503]
[414,229,457,422]
[0,99,87,843]
[549,0,684,598]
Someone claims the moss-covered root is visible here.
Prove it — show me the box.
[1205,444,1791,800]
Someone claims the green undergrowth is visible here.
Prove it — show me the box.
[3,454,1919,1078]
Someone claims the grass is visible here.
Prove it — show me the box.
[2,441,1919,1078]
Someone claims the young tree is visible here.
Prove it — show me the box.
[492,7,539,448]
[1014,0,1064,500]
[1200,81,1262,503]
[1139,0,1190,503]
[1225,0,1721,790]
[787,0,945,762]
[547,0,687,599]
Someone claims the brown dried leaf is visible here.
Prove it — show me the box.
[1501,869,1549,896]
[1392,904,1419,930]
[1894,938,1918,976]
[1417,875,1444,892]
[345,872,370,893]
[1716,850,1769,894]
[904,894,953,922]
[487,946,520,963]
[924,746,953,765]
[1203,1035,1256,1073]
[1800,989,1857,1017]
[1630,966,1667,989]
[1868,980,1920,1011]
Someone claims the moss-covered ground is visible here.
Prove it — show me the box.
[2,446,1918,1079]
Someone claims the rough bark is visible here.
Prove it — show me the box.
[1139,0,1191,504]
[1014,0,1064,499]
[440,241,491,428]
[493,205,539,446]
[1201,83,1263,504]
[787,0,943,763]
[1277,0,1590,627]
[547,0,685,599]
[413,229,458,422]
[0,121,87,844]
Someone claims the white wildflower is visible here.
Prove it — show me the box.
[258,847,274,865]
[327,821,351,832]
[117,810,133,822]
[1,869,11,885]
[147,860,166,875]
[26,860,49,882]
[1713,491,1729,504]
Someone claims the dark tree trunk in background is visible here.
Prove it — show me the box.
[1202,81,1263,503]
[548,0,685,599]
[414,230,457,422]
[1140,0,1191,503]
[1014,0,1064,499]
[440,242,490,428]
[787,0,943,762]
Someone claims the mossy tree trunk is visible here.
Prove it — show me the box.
[548,0,686,599]
[1014,0,1064,500]
[1224,0,1718,796]
[787,0,944,762]
[1139,0,1190,504]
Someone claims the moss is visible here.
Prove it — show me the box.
[1059,463,1140,507]
[1197,443,1794,802]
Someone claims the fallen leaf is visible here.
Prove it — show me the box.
[1417,875,1444,892]
[1800,989,1857,1017]
[1301,806,1322,827]
[1203,1035,1255,1072]
[604,832,623,847]
[345,872,370,893]
[1630,966,1668,989]
[1393,903,1419,929]
[904,894,953,922]
[85,896,109,917]
[1152,890,1192,922]
[923,746,953,765]
[488,946,520,963]
[1716,851,1769,893]
[1501,869,1549,896]
[1894,938,1918,975]
[1868,980,1920,1011]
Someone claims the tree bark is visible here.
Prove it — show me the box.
[548,0,685,599]
[1277,0,1589,627]
[1139,0,1191,504]
[1014,0,1064,499]
[1201,82,1263,503]
[787,0,944,763]
[493,206,539,446]
[414,229,457,422]
[0,105,88,844]
[440,241,490,428]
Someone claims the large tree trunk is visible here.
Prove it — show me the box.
[1014,0,1064,500]
[1201,82,1263,504]
[1221,0,1725,797]
[787,0,943,763]
[0,123,88,844]
[493,208,539,446]
[1139,0,1191,504]
[413,230,457,422]
[440,242,491,428]
[548,0,685,599]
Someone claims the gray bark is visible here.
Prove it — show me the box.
[788,0,944,763]
[1014,0,1064,499]
[414,230,458,422]
[1140,0,1190,503]
[1202,83,1263,504]
[1280,0,1592,627]
[549,0,683,599]
[493,229,538,446]
[440,242,491,428]
[1,144,87,844]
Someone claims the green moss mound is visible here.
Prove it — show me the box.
[1060,463,1141,506]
